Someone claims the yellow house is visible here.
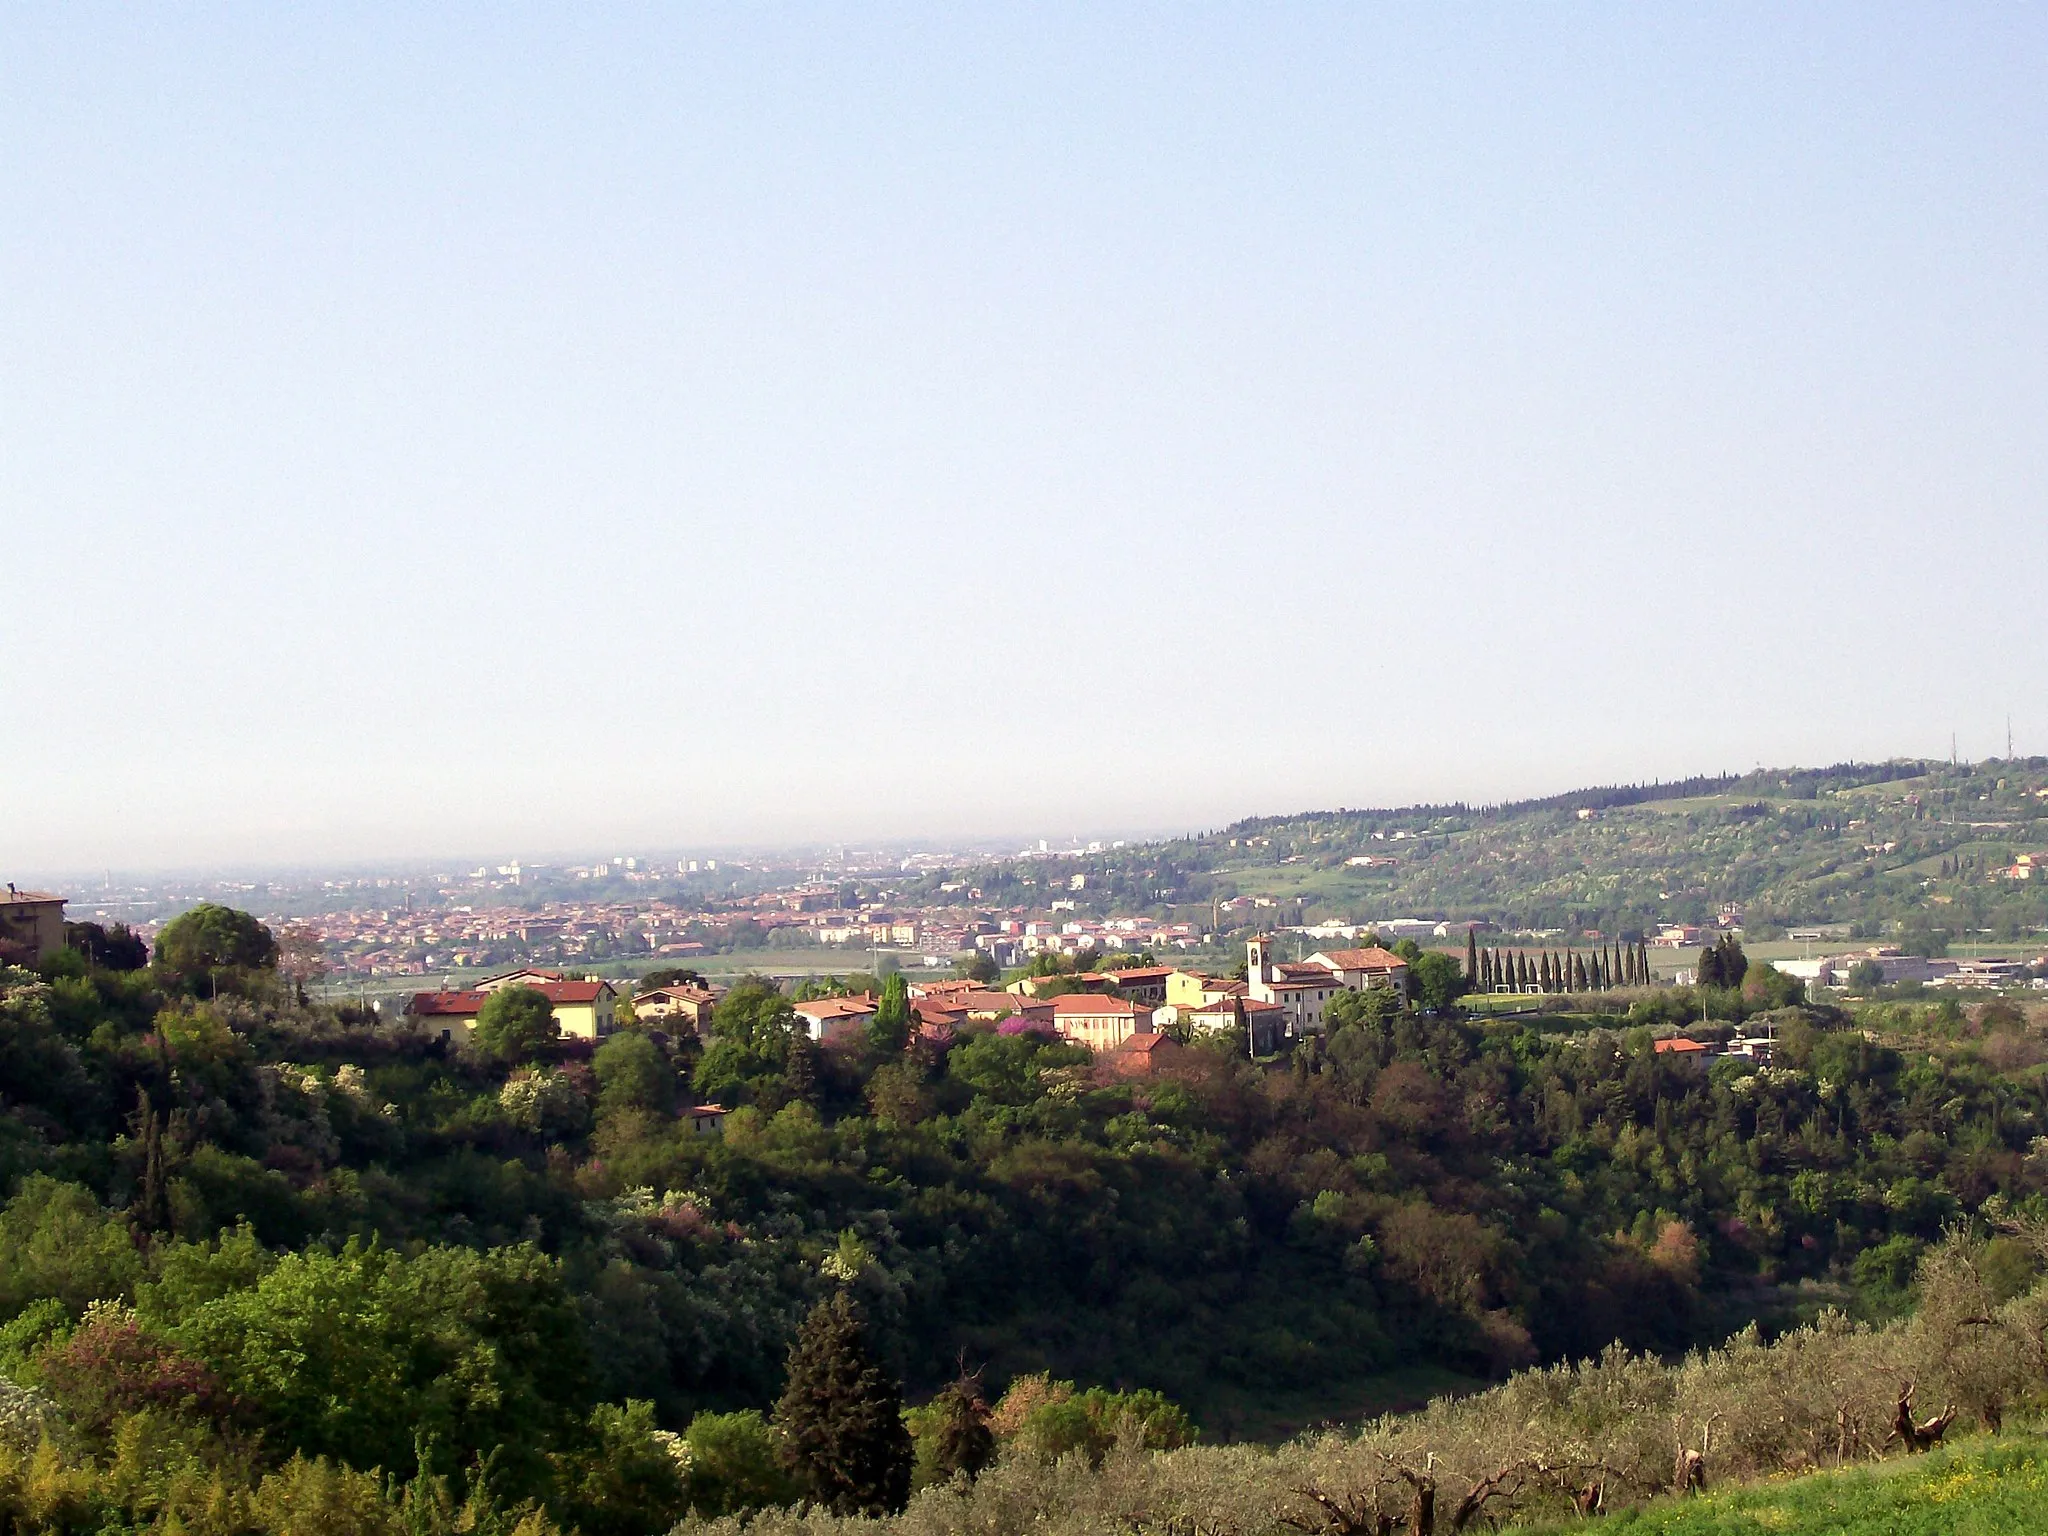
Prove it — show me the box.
[403,979,619,1042]
[1165,969,1242,1008]
[0,887,66,968]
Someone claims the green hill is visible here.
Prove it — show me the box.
[1526,1435,2048,1535]
[919,758,2048,941]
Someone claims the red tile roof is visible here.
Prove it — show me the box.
[1313,947,1410,970]
[1654,1037,1710,1054]
[1051,993,1143,1016]
[794,996,878,1020]
[407,990,489,1017]
[533,981,610,1004]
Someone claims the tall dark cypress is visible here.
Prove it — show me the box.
[775,1292,914,1515]
[1466,928,1480,984]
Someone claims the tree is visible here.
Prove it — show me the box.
[867,973,911,1055]
[275,922,329,1002]
[1698,936,1749,990]
[1325,986,1395,1033]
[1465,929,1479,984]
[915,1373,994,1485]
[639,967,706,992]
[153,904,277,987]
[62,921,149,971]
[774,1292,912,1515]
[473,986,558,1064]
[593,1032,675,1119]
[1409,952,1469,1013]
[954,950,999,984]
[694,982,796,1107]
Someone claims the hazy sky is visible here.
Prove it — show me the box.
[5,7,2046,873]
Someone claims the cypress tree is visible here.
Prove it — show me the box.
[131,1086,171,1237]
[1466,928,1480,984]
[1573,954,1588,992]
[775,1292,914,1515]
[1539,952,1554,993]
[867,973,912,1055]
[786,1034,821,1107]
[1515,953,1529,990]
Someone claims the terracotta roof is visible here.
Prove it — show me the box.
[407,990,489,1017]
[1312,947,1409,970]
[794,996,877,1020]
[1654,1037,1710,1054]
[1105,967,1173,982]
[1191,997,1284,1016]
[544,981,611,1003]
[635,985,720,1004]
[1051,993,1143,1016]
[1,888,65,906]
[1117,1032,1178,1054]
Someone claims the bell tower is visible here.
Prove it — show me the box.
[1246,934,1271,986]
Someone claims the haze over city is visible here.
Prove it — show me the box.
[5,8,2045,872]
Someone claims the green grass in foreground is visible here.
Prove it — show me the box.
[1522,1434,2048,1535]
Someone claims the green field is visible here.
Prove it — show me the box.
[1521,1435,2048,1535]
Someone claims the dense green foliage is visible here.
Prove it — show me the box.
[6,911,2048,1530]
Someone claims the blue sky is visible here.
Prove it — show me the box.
[4,7,2045,870]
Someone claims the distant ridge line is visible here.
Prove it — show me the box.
[1221,758,1947,837]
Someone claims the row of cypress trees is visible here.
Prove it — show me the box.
[1466,937,1654,995]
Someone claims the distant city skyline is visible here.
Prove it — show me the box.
[5,8,2045,868]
